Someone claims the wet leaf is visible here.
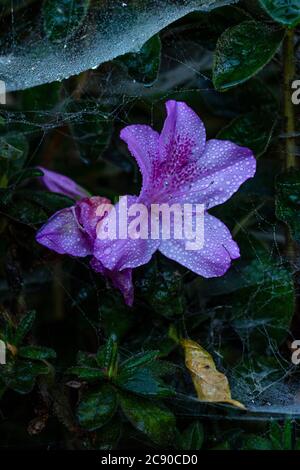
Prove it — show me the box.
[120,351,159,371]
[96,335,118,378]
[22,82,62,111]
[213,21,284,90]
[2,198,48,225]
[14,311,36,346]
[116,366,174,398]
[1,360,50,394]
[0,133,28,162]
[16,190,74,213]
[119,393,176,446]
[242,435,273,450]
[18,345,56,361]
[68,366,105,382]
[9,167,44,185]
[217,110,276,157]
[259,0,300,27]
[208,255,295,349]
[181,421,204,450]
[137,262,185,318]
[181,339,245,408]
[77,385,117,431]
[91,418,122,450]
[1,0,237,91]
[118,34,161,85]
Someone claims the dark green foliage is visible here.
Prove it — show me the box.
[0,0,300,451]
[118,34,162,85]
[213,21,284,90]
[259,0,300,27]
[43,0,90,42]
[217,110,276,157]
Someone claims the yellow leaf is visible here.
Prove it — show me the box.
[181,339,245,409]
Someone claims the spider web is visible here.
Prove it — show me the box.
[0,0,236,91]
[1,0,300,422]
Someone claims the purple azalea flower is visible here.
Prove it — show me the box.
[36,195,134,306]
[38,166,90,200]
[94,100,256,277]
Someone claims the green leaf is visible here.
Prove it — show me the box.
[18,345,56,361]
[283,420,293,450]
[21,82,61,111]
[96,335,118,378]
[223,256,295,348]
[67,100,113,164]
[77,385,117,431]
[14,311,36,346]
[116,367,174,398]
[0,196,48,225]
[276,169,300,243]
[119,393,176,446]
[17,190,74,213]
[201,77,278,119]
[3,1,237,91]
[0,133,29,182]
[43,0,90,42]
[68,366,105,381]
[270,421,283,449]
[118,34,161,85]
[259,0,300,27]
[242,435,273,450]
[137,261,185,318]
[90,418,122,450]
[213,21,284,90]
[9,167,44,185]
[0,133,28,162]
[100,295,135,340]
[181,421,204,450]
[2,187,73,225]
[210,253,295,348]
[121,351,159,371]
[217,110,276,157]
[2,360,50,394]
[76,350,98,368]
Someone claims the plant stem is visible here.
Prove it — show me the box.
[283,29,296,169]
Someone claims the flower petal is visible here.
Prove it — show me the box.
[38,166,90,200]
[93,195,160,271]
[133,100,207,202]
[159,213,239,278]
[171,139,256,207]
[159,100,206,163]
[90,258,134,306]
[36,207,92,257]
[76,196,111,240]
[120,125,159,198]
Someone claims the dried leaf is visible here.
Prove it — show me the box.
[181,339,245,409]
